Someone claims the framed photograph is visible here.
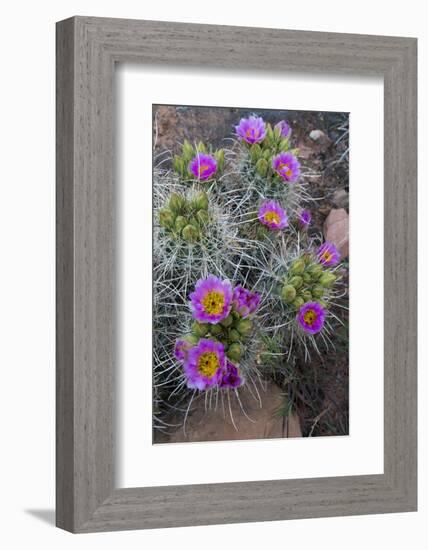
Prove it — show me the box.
[56,16,417,532]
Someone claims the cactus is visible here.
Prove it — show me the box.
[153,112,348,438]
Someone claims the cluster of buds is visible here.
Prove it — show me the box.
[280,253,338,311]
[190,311,255,364]
[158,191,210,244]
[236,116,300,182]
[174,276,261,390]
[173,139,225,182]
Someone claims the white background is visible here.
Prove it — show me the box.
[118,67,384,487]
[0,1,425,549]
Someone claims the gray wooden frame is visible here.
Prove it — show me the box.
[56,16,417,533]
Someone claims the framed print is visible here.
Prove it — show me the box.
[56,16,417,532]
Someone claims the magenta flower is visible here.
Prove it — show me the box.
[174,339,192,362]
[275,120,292,138]
[258,200,288,230]
[219,361,244,389]
[188,153,217,181]
[272,152,300,182]
[232,286,260,318]
[189,275,232,324]
[298,209,311,230]
[317,241,341,267]
[235,115,267,144]
[297,302,326,334]
[183,338,225,390]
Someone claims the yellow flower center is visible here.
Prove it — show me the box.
[264,211,281,225]
[202,291,225,315]
[198,163,210,175]
[322,251,332,263]
[278,162,292,177]
[246,129,259,138]
[303,309,317,326]
[197,352,220,378]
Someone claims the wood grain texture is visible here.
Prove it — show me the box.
[56,16,417,533]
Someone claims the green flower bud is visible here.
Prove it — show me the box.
[182,224,199,243]
[263,149,271,161]
[173,156,185,176]
[169,193,185,214]
[312,285,325,299]
[307,263,323,279]
[281,284,296,303]
[303,272,312,284]
[236,318,253,337]
[288,275,303,290]
[194,191,209,211]
[227,343,242,363]
[302,290,312,302]
[319,272,337,288]
[250,143,262,163]
[175,215,188,233]
[196,209,209,226]
[210,323,223,336]
[229,328,241,342]
[214,149,225,172]
[301,252,312,264]
[220,314,234,328]
[255,158,268,177]
[192,321,208,337]
[292,297,305,309]
[183,333,199,345]
[279,138,289,151]
[273,124,282,139]
[182,139,194,160]
[196,141,206,153]
[290,258,305,275]
[159,208,175,229]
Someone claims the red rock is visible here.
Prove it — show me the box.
[323,208,349,258]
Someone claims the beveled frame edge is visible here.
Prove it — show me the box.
[56,16,417,533]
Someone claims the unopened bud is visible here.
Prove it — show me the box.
[236,319,253,337]
[192,321,208,337]
[303,272,312,284]
[289,275,303,290]
[169,193,185,214]
[175,215,188,233]
[312,285,324,299]
[290,259,305,275]
[182,139,194,160]
[173,156,185,176]
[196,210,209,226]
[210,324,223,336]
[227,343,242,363]
[293,297,305,309]
[184,333,199,345]
[220,314,233,328]
[250,143,262,163]
[255,158,268,177]
[159,208,174,229]
[214,149,225,171]
[281,285,296,303]
[182,224,199,243]
[319,272,336,288]
[308,263,323,279]
[229,329,241,343]
[302,290,312,302]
